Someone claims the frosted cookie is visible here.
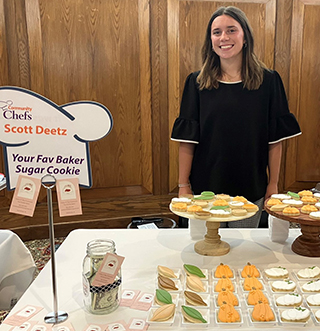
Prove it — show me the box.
[247,289,268,305]
[283,207,300,216]
[243,276,263,291]
[297,266,320,279]
[281,307,310,323]
[194,200,209,208]
[194,191,215,202]
[306,293,320,306]
[282,199,303,207]
[301,204,318,214]
[217,289,239,306]
[184,291,207,306]
[298,190,313,197]
[310,211,320,220]
[218,303,241,323]
[267,198,282,206]
[214,263,233,278]
[251,302,275,322]
[150,303,175,322]
[287,191,300,200]
[242,203,259,212]
[241,263,260,278]
[301,196,318,205]
[271,280,296,292]
[171,202,187,212]
[265,266,289,278]
[271,193,291,200]
[232,208,247,216]
[276,293,302,307]
[315,202,320,210]
[215,194,231,201]
[155,289,173,305]
[315,309,320,322]
[181,305,207,323]
[232,196,247,203]
[314,192,320,199]
[270,204,287,212]
[158,275,178,291]
[171,197,192,205]
[215,277,235,292]
[187,205,203,213]
[194,211,211,220]
[302,279,320,292]
[158,266,177,278]
[212,199,229,206]
[186,275,206,292]
[228,201,244,209]
[210,209,231,217]
[183,264,206,278]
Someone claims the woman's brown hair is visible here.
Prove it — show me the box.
[197,6,267,90]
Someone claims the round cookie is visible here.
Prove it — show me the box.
[310,211,320,220]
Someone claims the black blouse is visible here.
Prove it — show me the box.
[171,70,301,201]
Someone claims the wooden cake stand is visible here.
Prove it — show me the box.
[170,205,257,256]
[265,198,320,257]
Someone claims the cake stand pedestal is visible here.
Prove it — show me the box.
[194,221,230,256]
[265,199,320,257]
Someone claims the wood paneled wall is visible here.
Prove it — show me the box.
[0,0,319,240]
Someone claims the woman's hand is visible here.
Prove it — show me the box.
[265,182,278,200]
[179,186,193,197]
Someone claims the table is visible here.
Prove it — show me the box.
[0,230,36,310]
[1,228,320,330]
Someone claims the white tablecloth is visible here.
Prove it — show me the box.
[0,230,36,310]
[1,228,319,330]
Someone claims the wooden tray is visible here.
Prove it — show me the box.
[170,201,257,256]
[265,198,320,257]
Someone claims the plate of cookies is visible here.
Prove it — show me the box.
[170,191,259,222]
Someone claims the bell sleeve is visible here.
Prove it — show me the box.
[171,72,200,144]
[268,71,301,144]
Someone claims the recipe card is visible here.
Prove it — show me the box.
[120,290,141,307]
[3,305,43,326]
[9,176,41,217]
[56,178,82,217]
[127,318,148,331]
[106,321,128,331]
[130,292,154,311]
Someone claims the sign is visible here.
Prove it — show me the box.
[0,87,113,190]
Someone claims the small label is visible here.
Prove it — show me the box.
[130,293,154,311]
[120,290,141,307]
[3,305,43,326]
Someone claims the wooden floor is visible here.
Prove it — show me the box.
[0,194,179,241]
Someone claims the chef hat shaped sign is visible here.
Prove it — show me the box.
[0,87,113,190]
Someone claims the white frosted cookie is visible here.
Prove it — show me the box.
[297,266,320,279]
[282,199,303,207]
[171,197,192,205]
[209,209,231,217]
[281,307,310,322]
[314,193,320,199]
[228,201,244,209]
[265,267,289,278]
[271,194,291,200]
[315,309,320,322]
[306,293,320,306]
[310,211,320,220]
[271,280,296,292]
[302,279,320,292]
[276,293,302,307]
[315,202,320,209]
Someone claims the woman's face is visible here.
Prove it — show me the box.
[211,14,245,62]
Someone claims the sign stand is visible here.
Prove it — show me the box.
[41,174,68,324]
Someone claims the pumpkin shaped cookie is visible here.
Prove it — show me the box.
[243,276,263,291]
[215,276,234,292]
[247,288,269,305]
[217,288,238,306]
[241,262,260,278]
[214,263,233,278]
[252,301,275,322]
[218,302,241,323]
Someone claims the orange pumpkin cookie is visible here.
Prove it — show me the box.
[215,277,234,292]
[187,205,203,213]
[298,190,313,197]
[282,207,300,216]
[232,196,247,203]
[267,198,282,206]
[301,196,318,205]
[247,289,269,305]
[217,289,239,306]
[212,199,229,206]
[215,194,231,201]
[214,263,233,278]
[301,204,318,214]
[242,203,259,212]
[252,302,275,322]
[241,263,260,278]
[243,276,263,291]
[171,202,187,212]
[218,302,241,323]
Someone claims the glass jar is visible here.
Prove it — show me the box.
[82,239,122,314]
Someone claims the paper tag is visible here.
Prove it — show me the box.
[106,321,128,331]
[9,176,41,217]
[137,223,158,229]
[52,322,75,331]
[127,318,148,331]
[91,253,125,287]
[82,324,108,331]
[56,178,82,217]
[3,306,43,326]
[120,290,141,307]
[130,292,154,311]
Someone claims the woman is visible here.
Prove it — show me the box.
[171,6,301,227]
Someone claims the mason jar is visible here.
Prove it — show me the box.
[82,239,122,314]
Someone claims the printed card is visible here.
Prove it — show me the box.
[130,292,154,311]
[82,324,108,331]
[4,306,43,326]
[120,290,141,307]
[127,318,148,331]
[106,321,128,331]
[9,176,41,217]
[56,178,82,217]
[91,253,125,287]
[52,322,75,331]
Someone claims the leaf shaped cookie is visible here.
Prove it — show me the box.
[181,305,207,323]
[184,264,205,278]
